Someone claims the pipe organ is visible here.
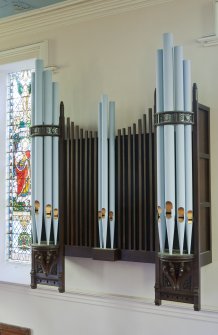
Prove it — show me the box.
[30,60,64,292]
[30,34,211,310]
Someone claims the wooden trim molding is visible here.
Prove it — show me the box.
[0,323,31,335]
[0,0,174,38]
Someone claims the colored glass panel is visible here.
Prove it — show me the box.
[7,70,32,262]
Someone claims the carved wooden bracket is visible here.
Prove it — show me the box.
[34,249,58,276]
[31,244,64,293]
[155,253,200,310]
[161,258,193,291]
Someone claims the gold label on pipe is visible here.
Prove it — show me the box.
[98,211,102,220]
[166,201,173,219]
[102,208,106,219]
[46,204,52,218]
[35,200,40,214]
[187,210,193,224]
[109,211,113,221]
[178,207,184,223]
[157,206,162,221]
[54,208,58,220]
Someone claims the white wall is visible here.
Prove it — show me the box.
[0,282,218,335]
[0,0,218,334]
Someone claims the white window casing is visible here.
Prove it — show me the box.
[0,41,48,284]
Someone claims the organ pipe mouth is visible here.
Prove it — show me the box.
[157,206,162,220]
[187,210,193,224]
[54,208,58,220]
[35,200,40,214]
[178,207,185,223]
[102,208,106,219]
[46,204,52,218]
[109,211,113,221]
[98,211,102,220]
[166,201,173,219]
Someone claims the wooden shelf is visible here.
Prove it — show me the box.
[65,245,155,263]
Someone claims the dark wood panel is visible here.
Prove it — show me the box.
[75,126,79,245]
[200,206,211,252]
[88,132,93,247]
[65,245,155,263]
[200,158,210,203]
[132,123,136,250]
[200,251,212,266]
[117,130,122,249]
[58,102,65,293]
[198,107,209,154]
[121,250,155,263]
[93,248,121,261]
[70,122,75,245]
[65,245,92,258]
[122,129,126,249]
[127,127,132,250]
[66,117,71,245]
[63,112,156,259]
[148,109,154,251]
[143,114,147,251]
[0,323,31,335]
[84,131,88,246]
[93,132,98,247]
[79,129,83,246]
[138,119,142,250]
[198,101,211,262]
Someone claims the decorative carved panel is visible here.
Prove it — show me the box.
[161,257,193,291]
[31,244,64,293]
[155,254,199,309]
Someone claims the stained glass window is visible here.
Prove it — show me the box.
[7,69,32,262]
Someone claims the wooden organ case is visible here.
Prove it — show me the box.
[30,84,211,311]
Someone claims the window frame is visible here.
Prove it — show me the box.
[0,41,48,284]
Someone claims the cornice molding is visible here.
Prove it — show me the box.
[0,281,218,324]
[0,0,174,39]
[197,34,218,47]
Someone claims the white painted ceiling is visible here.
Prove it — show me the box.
[0,0,66,19]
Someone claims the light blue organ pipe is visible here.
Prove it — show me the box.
[31,72,37,244]
[174,46,186,254]
[156,49,166,253]
[98,102,103,248]
[34,59,44,245]
[109,101,115,249]
[101,95,108,249]
[43,70,53,245]
[52,82,59,245]
[163,32,175,255]
[183,60,193,254]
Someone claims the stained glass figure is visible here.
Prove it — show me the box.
[7,69,32,262]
